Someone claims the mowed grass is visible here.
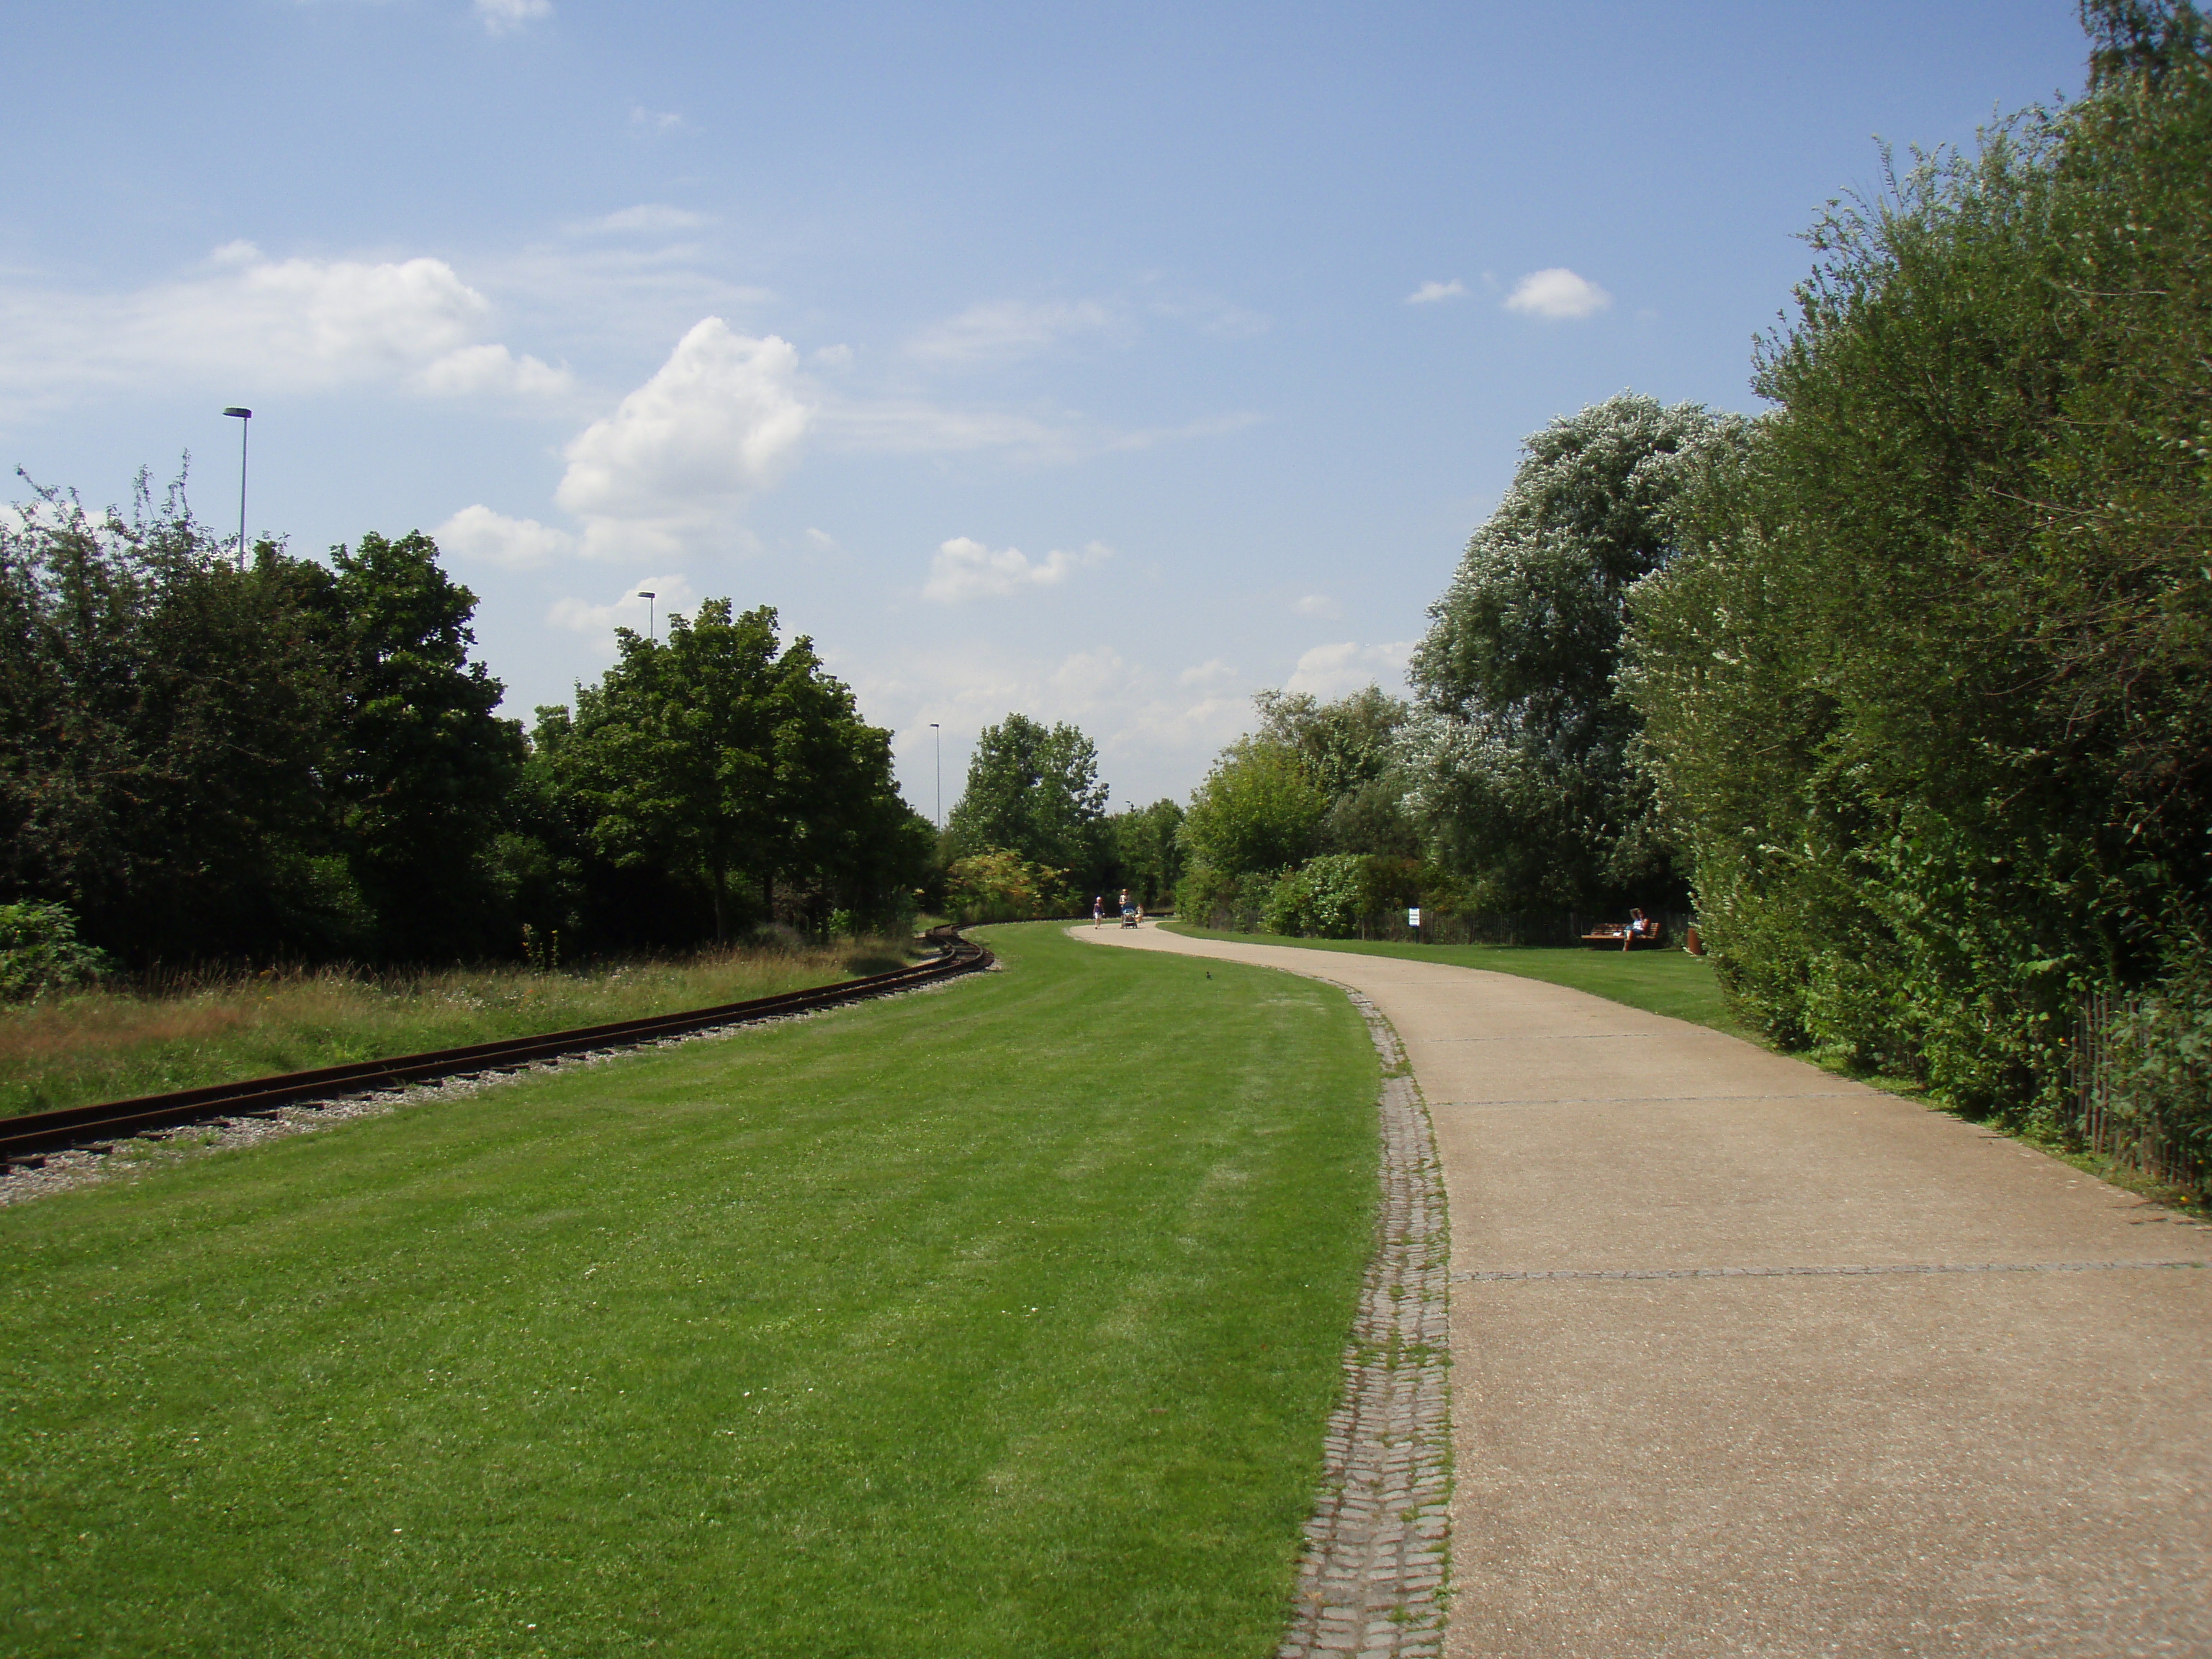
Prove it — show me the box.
[1163,920,1746,1036]
[0,923,1377,1658]
[0,941,914,1122]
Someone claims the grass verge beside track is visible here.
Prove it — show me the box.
[0,943,914,1122]
[0,922,1377,1659]
[1162,920,1745,1036]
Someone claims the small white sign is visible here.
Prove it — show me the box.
[1407,907,1421,929]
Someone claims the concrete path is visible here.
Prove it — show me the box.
[1075,922,2212,1658]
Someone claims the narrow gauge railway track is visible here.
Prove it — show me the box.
[0,925,990,1169]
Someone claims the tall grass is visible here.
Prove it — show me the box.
[0,940,914,1120]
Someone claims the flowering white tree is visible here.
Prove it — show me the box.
[1401,392,1743,907]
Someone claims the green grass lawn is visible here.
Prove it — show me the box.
[0,942,914,1123]
[0,923,1377,1659]
[1161,920,1747,1036]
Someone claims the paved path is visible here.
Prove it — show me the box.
[1075,922,2212,1658]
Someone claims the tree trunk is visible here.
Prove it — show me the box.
[711,863,728,943]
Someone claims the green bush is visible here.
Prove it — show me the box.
[2099,947,2212,1187]
[1262,855,1420,939]
[0,902,113,1001]
[1174,866,1277,932]
[1625,4,2212,1124]
[945,847,1074,923]
[1180,742,1328,877]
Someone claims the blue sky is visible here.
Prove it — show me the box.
[4,0,2089,812]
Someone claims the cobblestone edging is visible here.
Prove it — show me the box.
[1279,989,1453,1659]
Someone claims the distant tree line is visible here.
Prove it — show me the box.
[0,476,930,971]
[935,713,1183,921]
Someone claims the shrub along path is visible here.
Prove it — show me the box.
[1084,921,2212,1658]
[0,923,1377,1659]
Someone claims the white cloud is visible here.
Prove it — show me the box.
[434,505,575,570]
[0,243,570,412]
[584,204,708,235]
[804,527,840,551]
[230,251,486,365]
[810,343,853,369]
[1283,640,1413,699]
[553,318,812,558]
[1179,658,1238,688]
[1406,279,1468,305]
[922,536,1109,603]
[547,574,696,641]
[817,400,1260,462]
[906,299,1118,366]
[460,243,770,362]
[475,0,550,35]
[1112,691,1251,765]
[631,107,683,131]
[857,642,1253,808]
[819,400,1065,456]
[417,343,573,398]
[1503,267,1612,320]
[1293,593,1341,620]
[1052,647,1133,702]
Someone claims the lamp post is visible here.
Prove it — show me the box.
[930,723,941,829]
[637,590,656,642]
[221,408,252,570]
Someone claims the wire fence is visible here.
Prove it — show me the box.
[2069,986,2210,1197]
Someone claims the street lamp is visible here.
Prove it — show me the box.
[221,408,252,570]
[637,590,656,642]
[930,723,941,829]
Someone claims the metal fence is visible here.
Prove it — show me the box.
[2069,987,2209,1195]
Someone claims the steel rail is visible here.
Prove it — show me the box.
[0,925,991,1167]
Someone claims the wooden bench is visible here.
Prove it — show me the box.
[1581,924,1660,950]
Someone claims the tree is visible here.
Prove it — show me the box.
[556,601,915,940]
[760,638,933,930]
[1254,685,1418,856]
[1403,393,1739,907]
[1624,0,2212,1120]
[944,848,1073,922]
[943,714,1108,878]
[1253,686,1407,799]
[563,601,780,939]
[317,531,524,959]
[0,473,346,962]
[1107,799,1186,907]
[1179,740,1327,877]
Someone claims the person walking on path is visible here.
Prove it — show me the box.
[1092,894,1104,929]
